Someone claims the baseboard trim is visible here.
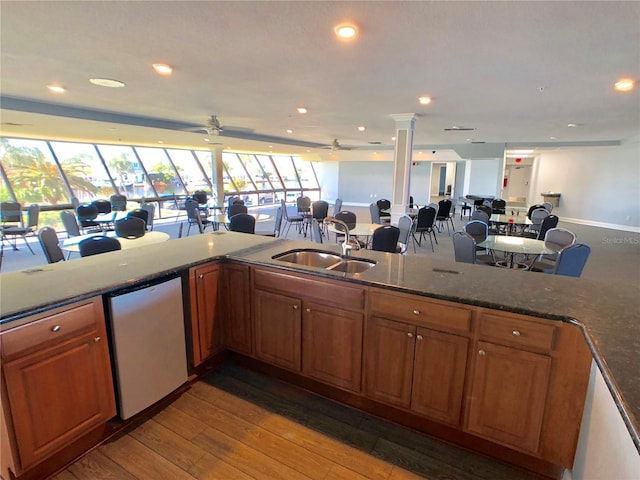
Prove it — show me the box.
[560,217,640,233]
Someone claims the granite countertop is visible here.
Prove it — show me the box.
[1,232,638,450]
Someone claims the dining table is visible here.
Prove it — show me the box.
[210,212,272,230]
[478,235,561,269]
[489,213,532,235]
[60,231,170,253]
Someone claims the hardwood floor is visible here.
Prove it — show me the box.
[52,363,541,480]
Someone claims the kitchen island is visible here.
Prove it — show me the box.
[1,232,638,479]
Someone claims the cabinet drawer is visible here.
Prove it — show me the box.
[253,267,365,310]
[478,312,556,351]
[1,299,102,358]
[369,290,471,334]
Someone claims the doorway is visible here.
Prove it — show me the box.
[503,164,531,206]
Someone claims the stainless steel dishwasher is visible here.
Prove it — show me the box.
[107,275,188,420]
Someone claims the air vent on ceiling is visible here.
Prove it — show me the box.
[368,141,382,145]
[444,126,476,131]
[471,141,485,144]
[1,122,30,127]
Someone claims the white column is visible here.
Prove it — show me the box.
[211,146,224,208]
[390,113,417,224]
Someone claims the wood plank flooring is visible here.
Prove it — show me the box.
[52,362,541,480]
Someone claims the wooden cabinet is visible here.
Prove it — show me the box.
[252,266,365,392]
[223,263,253,354]
[363,316,469,426]
[189,262,222,366]
[0,298,116,474]
[302,302,363,392]
[465,310,557,455]
[253,289,301,371]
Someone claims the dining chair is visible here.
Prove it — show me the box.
[127,208,149,229]
[115,217,146,239]
[140,203,155,230]
[376,199,391,223]
[60,210,81,237]
[310,217,323,244]
[542,202,554,213]
[78,236,122,257]
[227,202,248,220]
[371,225,400,253]
[186,199,213,235]
[76,204,101,233]
[332,198,343,216]
[91,199,112,215]
[471,210,490,224]
[413,206,437,252]
[280,199,304,238]
[436,199,455,235]
[491,199,507,214]
[452,232,494,266]
[229,213,256,234]
[530,228,577,270]
[1,203,39,254]
[109,194,127,211]
[369,203,383,224]
[527,204,546,219]
[396,215,415,254]
[522,214,558,240]
[532,243,591,278]
[296,196,311,215]
[526,208,550,236]
[38,227,65,264]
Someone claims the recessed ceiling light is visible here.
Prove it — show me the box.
[152,63,173,75]
[358,126,366,131]
[567,123,579,128]
[158,140,164,144]
[614,78,635,92]
[297,107,308,114]
[549,136,558,140]
[391,136,396,141]
[418,151,423,155]
[204,138,210,142]
[46,84,66,93]
[511,149,534,154]
[89,78,125,88]
[418,96,431,105]
[334,22,358,40]
[286,129,293,134]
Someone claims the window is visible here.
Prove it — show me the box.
[96,145,154,199]
[136,146,184,197]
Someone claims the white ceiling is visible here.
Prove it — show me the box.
[1,1,639,158]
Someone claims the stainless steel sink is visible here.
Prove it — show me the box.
[326,259,376,274]
[272,249,376,273]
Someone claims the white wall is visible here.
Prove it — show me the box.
[313,161,339,203]
[468,158,502,197]
[567,361,640,480]
[531,141,640,230]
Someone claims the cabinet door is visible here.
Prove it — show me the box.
[411,328,469,426]
[3,331,115,469]
[466,341,551,453]
[253,289,301,371]
[302,302,363,392]
[223,263,253,354]
[190,263,222,366]
[363,317,415,408]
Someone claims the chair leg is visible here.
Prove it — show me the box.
[23,236,35,254]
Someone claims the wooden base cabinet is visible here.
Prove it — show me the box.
[223,263,253,355]
[0,298,116,476]
[189,262,222,366]
[363,316,468,426]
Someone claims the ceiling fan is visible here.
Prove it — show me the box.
[321,139,354,151]
[184,115,224,135]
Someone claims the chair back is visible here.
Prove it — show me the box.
[273,206,283,237]
[38,227,64,263]
[229,213,256,234]
[140,203,155,230]
[553,244,591,278]
[376,199,391,219]
[311,200,329,221]
[544,228,576,249]
[127,208,149,228]
[415,206,436,230]
[76,204,99,227]
[296,196,311,214]
[335,211,357,230]
[310,218,323,244]
[471,210,490,224]
[71,197,80,209]
[436,199,452,219]
[333,198,343,216]
[228,203,248,220]
[79,236,122,257]
[536,214,559,240]
[192,190,208,206]
[115,217,146,239]
[464,220,488,244]
[542,202,553,213]
[369,203,382,224]
[452,232,477,264]
[371,225,400,253]
[397,215,414,253]
[25,204,40,229]
[92,199,112,214]
[491,199,507,214]
[227,196,243,209]
[427,202,439,214]
[1,201,22,224]
[110,194,127,211]
[527,204,546,219]
[476,205,492,216]
[530,208,550,229]
[60,210,81,237]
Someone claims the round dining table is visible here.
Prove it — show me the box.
[478,235,560,269]
[489,214,532,235]
[60,231,170,253]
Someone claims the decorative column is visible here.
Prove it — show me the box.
[211,146,224,208]
[390,113,417,224]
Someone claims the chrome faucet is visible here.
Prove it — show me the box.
[324,217,357,257]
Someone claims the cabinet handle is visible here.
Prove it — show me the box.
[412,310,420,315]
[198,274,204,279]
[416,335,423,341]
[478,349,486,356]
[51,325,61,333]
[305,308,311,313]
[407,332,414,338]
[94,336,102,343]
[512,330,521,336]
[293,305,299,310]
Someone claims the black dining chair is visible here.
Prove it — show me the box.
[413,206,437,252]
[109,194,127,211]
[186,199,213,235]
[78,236,122,257]
[436,199,455,235]
[127,208,149,229]
[229,213,256,234]
[91,199,112,215]
[114,217,146,239]
[38,227,65,264]
[376,198,391,223]
[1,203,39,254]
[371,225,400,253]
[227,202,248,221]
[76,204,101,233]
